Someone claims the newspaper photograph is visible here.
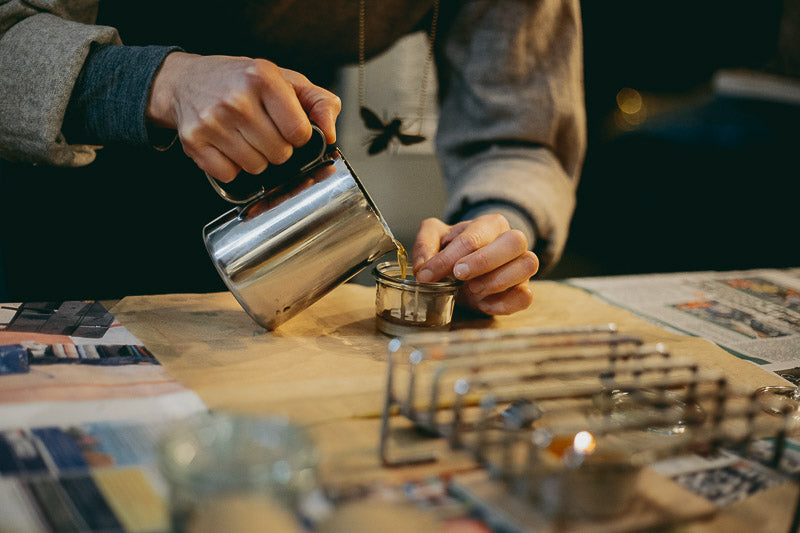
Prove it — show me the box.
[567,268,800,375]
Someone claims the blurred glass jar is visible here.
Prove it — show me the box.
[530,432,642,519]
[372,261,460,336]
[158,412,319,533]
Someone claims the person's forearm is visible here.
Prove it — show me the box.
[63,44,181,148]
[141,52,340,182]
[435,0,586,273]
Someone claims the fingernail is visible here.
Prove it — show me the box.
[453,263,470,280]
[417,269,434,282]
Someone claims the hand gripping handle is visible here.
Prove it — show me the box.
[205,125,328,204]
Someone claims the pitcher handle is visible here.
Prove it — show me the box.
[205,125,328,204]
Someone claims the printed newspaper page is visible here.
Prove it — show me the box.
[0,300,206,429]
[0,300,207,533]
[568,268,800,376]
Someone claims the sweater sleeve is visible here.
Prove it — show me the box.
[436,0,586,273]
[0,3,119,166]
[62,43,180,149]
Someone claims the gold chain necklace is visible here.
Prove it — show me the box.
[357,0,440,154]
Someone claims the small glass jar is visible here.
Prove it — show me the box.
[372,261,461,336]
[530,432,642,519]
[755,385,800,421]
[158,412,319,533]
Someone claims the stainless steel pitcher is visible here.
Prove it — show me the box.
[203,126,397,329]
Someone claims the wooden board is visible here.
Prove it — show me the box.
[111,281,787,423]
[449,467,716,533]
[110,281,794,530]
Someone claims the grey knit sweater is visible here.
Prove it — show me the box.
[0,0,585,270]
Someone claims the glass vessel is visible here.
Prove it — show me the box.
[158,412,319,533]
[372,261,460,336]
[755,385,800,422]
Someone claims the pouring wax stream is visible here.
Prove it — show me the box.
[394,239,408,280]
[392,238,420,324]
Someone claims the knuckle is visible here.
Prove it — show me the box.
[242,160,268,175]
[456,231,484,254]
[479,213,509,230]
[182,142,239,183]
[203,159,238,183]
[496,213,512,230]
[421,217,440,228]
[247,58,279,84]
[271,144,294,164]
[221,91,250,114]
[516,285,534,309]
[520,251,540,275]
[196,108,224,132]
[178,127,210,155]
[506,229,528,251]
[488,213,506,225]
[470,251,492,274]
[419,217,443,234]
[179,140,197,160]
[216,167,238,183]
[285,120,312,147]
[427,253,450,273]
[285,68,310,85]
[331,95,343,113]
[178,126,199,147]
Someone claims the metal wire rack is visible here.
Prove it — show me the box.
[378,324,800,531]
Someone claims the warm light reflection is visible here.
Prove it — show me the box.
[573,431,596,455]
[616,87,642,114]
[614,87,647,130]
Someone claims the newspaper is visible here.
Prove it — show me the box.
[0,300,207,532]
[0,300,206,428]
[567,268,800,374]
[652,442,800,508]
[0,419,174,533]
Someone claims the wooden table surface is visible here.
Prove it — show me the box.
[110,280,796,532]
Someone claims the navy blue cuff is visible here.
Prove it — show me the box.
[64,43,182,149]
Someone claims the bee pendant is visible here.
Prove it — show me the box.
[360,107,426,155]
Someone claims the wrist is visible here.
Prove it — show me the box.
[146,51,194,129]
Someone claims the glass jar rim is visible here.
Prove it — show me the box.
[372,261,461,291]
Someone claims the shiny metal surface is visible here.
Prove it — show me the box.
[203,148,396,329]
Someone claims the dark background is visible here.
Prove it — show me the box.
[1,2,798,301]
[549,1,799,279]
